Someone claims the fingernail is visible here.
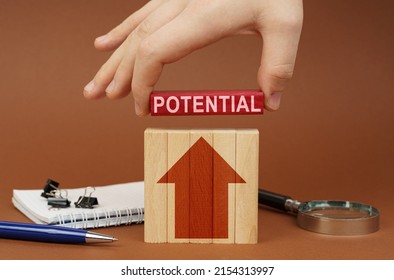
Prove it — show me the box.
[106,80,115,94]
[95,34,108,43]
[267,92,282,110]
[84,80,95,93]
[135,103,142,116]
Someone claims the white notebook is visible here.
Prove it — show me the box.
[12,181,144,229]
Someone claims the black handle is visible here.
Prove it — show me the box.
[258,189,292,212]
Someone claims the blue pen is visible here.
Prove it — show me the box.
[0,221,117,244]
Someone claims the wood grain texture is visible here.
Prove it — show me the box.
[235,129,259,244]
[189,131,213,243]
[144,128,168,243]
[213,129,236,244]
[145,128,259,244]
[167,130,190,243]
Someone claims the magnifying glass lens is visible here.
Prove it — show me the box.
[258,189,380,235]
[301,201,376,219]
[297,200,379,235]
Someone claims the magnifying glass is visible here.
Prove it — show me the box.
[258,189,380,235]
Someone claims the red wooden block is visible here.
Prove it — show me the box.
[150,90,264,116]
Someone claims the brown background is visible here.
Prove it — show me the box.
[0,0,393,259]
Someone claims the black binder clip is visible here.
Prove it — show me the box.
[48,190,71,208]
[74,187,99,209]
[41,179,60,198]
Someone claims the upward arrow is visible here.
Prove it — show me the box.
[158,137,245,239]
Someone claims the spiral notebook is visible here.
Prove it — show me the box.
[12,181,144,229]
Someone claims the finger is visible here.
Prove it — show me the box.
[94,0,164,51]
[83,43,127,99]
[256,1,303,111]
[106,0,188,99]
[132,2,256,115]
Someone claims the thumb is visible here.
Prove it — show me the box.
[258,65,292,112]
[257,8,303,111]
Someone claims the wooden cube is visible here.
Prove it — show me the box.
[144,128,259,244]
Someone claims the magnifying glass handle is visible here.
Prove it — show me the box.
[258,189,300,214]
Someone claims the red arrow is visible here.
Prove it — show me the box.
[158,137,245,239]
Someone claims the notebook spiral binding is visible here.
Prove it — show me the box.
[53,207,145,229]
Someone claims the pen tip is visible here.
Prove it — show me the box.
[113,237,118,241]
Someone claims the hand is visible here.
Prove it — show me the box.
[83,0,303,115]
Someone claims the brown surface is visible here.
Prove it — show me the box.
[0,0,393,259]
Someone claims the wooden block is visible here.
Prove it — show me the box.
[166,130,190,243]
[189,130,213,244]
[144,128,168,243]
[150,90,264,116]
[212,129,237,244]
[144,128,259,244]
[235,129,259,244]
